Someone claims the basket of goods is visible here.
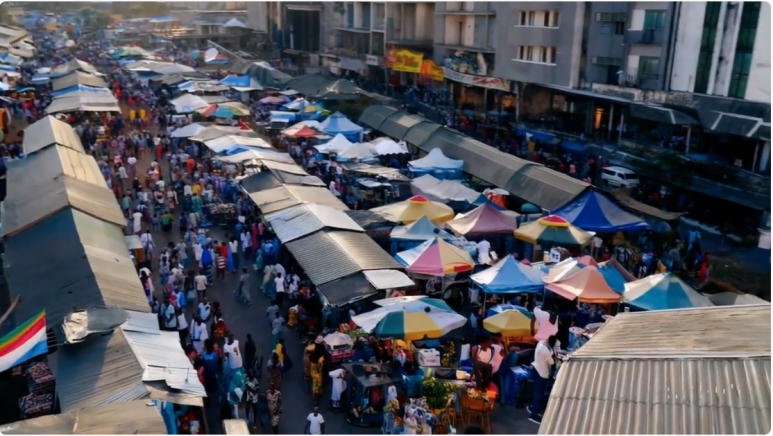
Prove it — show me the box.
[461,388,495,412]
[209,203,236,215]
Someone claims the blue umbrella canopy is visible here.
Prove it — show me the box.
[553,191,649,233]
[623,273,714,311]
[470,256,545,294]
[390,216,454,241]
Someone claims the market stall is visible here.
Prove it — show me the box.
[622,272,714,311]
[408,149,464,181]
[371,195,454,225]
[390,216,455,255]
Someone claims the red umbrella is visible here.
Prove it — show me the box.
[198,104,218,117]
[293,125,318,138]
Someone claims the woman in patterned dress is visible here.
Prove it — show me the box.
[266,382,282,434]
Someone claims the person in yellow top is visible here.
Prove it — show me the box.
[275,337,285,364]
[139,108,147,122]
[129,109,136,122]
[192,183,203,196]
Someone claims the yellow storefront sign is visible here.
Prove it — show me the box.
[391,49,423,73]
[420,60,445,82]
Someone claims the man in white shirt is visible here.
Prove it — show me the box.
[223,333,243,370]
[529,336,556,424]
[198,298,212,322]
[306,406,325,435]
[132,210,143,234]
[328,180,340,197]
[274,273,286,307]
[476,239,492,264]
[162,298,178,331]
[140,231,155,261]
[195,271,208,301]
[273,263,286,279]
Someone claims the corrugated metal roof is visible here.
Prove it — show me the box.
[573,305,771,359]
[2,175,127,238]
[9,144,105,190]
[249,185,348,215]
[540,306,772,435]
[56,330,149,413]
[285,230,402,285]
[261,159,312,176]
[5,209,151,330]
[121,312,207,399]
[0,401,167,435]
[266,203,364,243]
[51,71,108,91]
[22,116,85,155]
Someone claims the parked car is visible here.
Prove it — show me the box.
[601,166,640,188]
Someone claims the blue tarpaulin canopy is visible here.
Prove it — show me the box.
[219,75,262,90]
[320,111,364,140]
[471,256,546,294]
[391,216,454,241]
[623,273,714,311]
[552,190,649,233]
[52,84,112,98]
[596,259,636,294]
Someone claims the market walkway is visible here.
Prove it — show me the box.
[140,148,538,435]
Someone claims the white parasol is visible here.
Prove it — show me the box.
[323,332,354,348]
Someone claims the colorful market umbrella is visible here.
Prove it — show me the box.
[485,304,532,319]
[514,215,594,248]
[352,298,457,332]
[546,265,622,303]
[303,104,326,113]
[396,237,475,277]
[483,310,533,336]
[370,195,454,224]
[623,273,714,311]
[373,309,467,341]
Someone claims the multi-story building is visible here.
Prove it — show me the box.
[494,2,585,89]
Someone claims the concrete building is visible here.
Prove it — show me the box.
[669,1,769,104]
[494,2,584,89]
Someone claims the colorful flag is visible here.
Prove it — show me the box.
[0,311,47,373]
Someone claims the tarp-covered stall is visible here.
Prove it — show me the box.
[445,203,519,236]
[552,190,649,233]
[623,273,714,311]
[471,256,545,294]
[22,115,85,155]
[319,111,364,142]
[390,215,454,255]
[396,237,475,277]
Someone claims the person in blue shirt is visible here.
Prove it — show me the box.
[200,339,220,396]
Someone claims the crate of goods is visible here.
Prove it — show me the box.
[417,348,441,367]
[461,389,495,412]
[20,393,54,419]
[25,362,55,394]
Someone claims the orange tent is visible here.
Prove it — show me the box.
[545,265,621,303]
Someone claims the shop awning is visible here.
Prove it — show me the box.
[318,272,378,306]
[703,111,771,140]
[265,203,363,243]
[629,104,699,125]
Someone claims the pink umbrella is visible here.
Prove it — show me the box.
[259,96,286,104]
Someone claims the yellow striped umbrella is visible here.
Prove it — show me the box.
[373,310,467,341]
[483,310,534,336]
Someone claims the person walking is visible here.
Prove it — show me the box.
[266,382,282,434]
[237,268,251,306]
[245,370,260,427]
[305,405,325,435]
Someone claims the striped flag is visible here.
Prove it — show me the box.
[0,311,47,373]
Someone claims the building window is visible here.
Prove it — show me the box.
[694,1,721,94]
[643,10,666,30]
[595,12,626,22]
[728,2,760,98]
[514,45,556,64]
[515,10,559,28]
[638,56,660,79]
[592,56,622,66]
